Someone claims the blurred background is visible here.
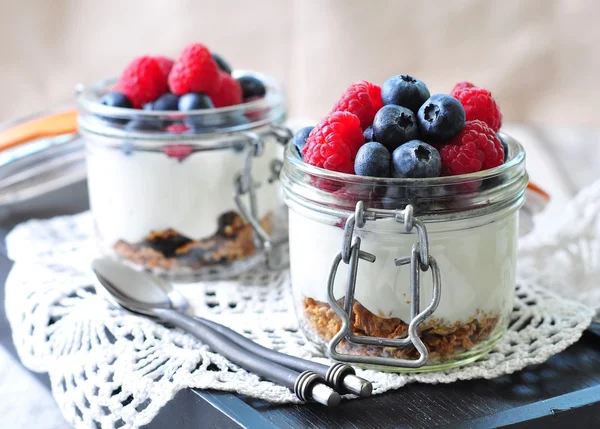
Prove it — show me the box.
[0,0,599,125]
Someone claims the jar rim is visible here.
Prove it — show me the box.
[281,133,528,220]
[76,70,286,138]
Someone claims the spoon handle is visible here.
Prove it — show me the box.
[195,317,372,397]
[152,308,340,407]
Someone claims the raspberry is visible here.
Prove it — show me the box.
[154,56,174,82]
[450,81,476,94]
[303,112,364,174]
[452,87,502,132]
[117,56,167,108]
[439,120,504,176]
[168,43,221,96]
[165,123,190,133]
[164,144,193,162]
[209,72,243,107]
[331,81,383,129]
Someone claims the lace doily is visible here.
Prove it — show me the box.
[5,201,596,428]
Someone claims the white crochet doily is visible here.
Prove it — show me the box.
[5,188,598,429]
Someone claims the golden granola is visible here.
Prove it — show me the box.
[114,211,272,270]
[303,297,499,361]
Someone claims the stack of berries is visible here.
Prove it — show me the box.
[99,43,267,132]
[294,75,504,179]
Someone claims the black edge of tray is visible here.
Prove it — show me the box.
[1,179,600,428]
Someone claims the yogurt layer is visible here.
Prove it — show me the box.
[87,139,279,245]
[289,208,518,324]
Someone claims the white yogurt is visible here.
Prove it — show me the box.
[289,208,518,325]
[86,138,279,246]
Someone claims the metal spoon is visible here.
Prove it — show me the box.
[92,258,340,407]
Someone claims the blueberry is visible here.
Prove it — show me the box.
[212,53,232,74]
[124,119,162,132]
[354,142,391,177]
[363,126,374,142]
[187,111,249,132]
[237,76,266,99]
[178,92,214,111]
[498,133,508,162]
[373,105,419,152]
[144,93,179,111]
[391,140,441,178]
[293,126,314,155]
[381,74,430,113]
[100,91,132,109]
[417,94,465,142]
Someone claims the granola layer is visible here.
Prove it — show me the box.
[113,211,272,270]
[303,297,499,361]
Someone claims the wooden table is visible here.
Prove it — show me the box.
[1,126,600,428]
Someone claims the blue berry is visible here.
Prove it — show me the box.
[391,140,441,178]
[381,75,430,113]
[354,142,390,177]
[124,119,161,132]
[238,76,266,99]
[178,92,214,111]
[363,126,374,142]
[417,94,465,142]
[497,133,508,162]
[293,126,314,155]
[373,105,419,152]
[100,91,132,109]
[212,53,232,74]
[144,93,179,111]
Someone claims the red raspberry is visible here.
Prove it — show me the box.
[154,56,174,82]
[450,81,476,94]
[331,81,383,129]
[165,123,190,133]
[117,56,167,108]
[452,87,502,132]
[168,43,221,96]
[164,144,193,162]
[303,112,364,174]
[209,72,243,107]
[439,120,504,176]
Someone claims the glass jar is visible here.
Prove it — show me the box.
[281,135,528,371]
[77,72,289,280]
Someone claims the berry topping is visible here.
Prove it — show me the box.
[178,92,214,111]
[331,80,383,129]
[144,93,179,111]
[372,105,419,152]
[164,144,194,162]
[417,94,465,142]
[381,74,430,113]
[117,56,167,108]
[452,86,502,132]
[354,142,391,177]
[237,75,266,99]
[303,111,364,174]
[391,140,441,178]
[439,120,504,176]
[154,56,174,82]
[168,43,221,96]
[293,126,314,154]
[100,91,132,109]
[212,53,232,74]
[165,123,190,133]
[210,72,243,107]
[450,81,476,94]
[363,126,374,142]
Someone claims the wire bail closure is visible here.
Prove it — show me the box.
[326,202,442,368]
[233,128,291,270]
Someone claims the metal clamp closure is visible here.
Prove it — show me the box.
[233,127,291,270]
[326,202,442,368]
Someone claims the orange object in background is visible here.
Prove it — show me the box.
[0,109,77,152]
